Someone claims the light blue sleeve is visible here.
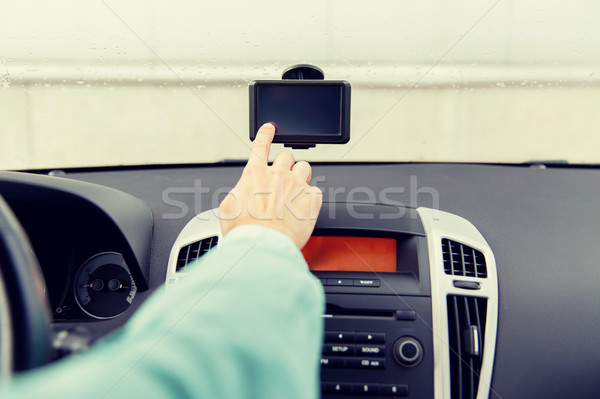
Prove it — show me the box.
[2,225,325,399]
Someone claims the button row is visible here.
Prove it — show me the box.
[323,344,385,357]
[321,278,381,287]
[321,357,385,369]
[322,382,408,396]
[325,331,385,343]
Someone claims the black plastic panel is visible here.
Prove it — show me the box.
[321,295,434,399]
[62,162,600,398]
[0,171,153,291]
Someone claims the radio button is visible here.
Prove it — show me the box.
[326,278,353,286]
[351,383,380,395]
[322,382,352,393]
[323,344,355,355]
[320,357,345,368]
[347,358,386,369]
[325,331,355,343]
[380,384,409,396]
[356,332,385,343]
[357,344,385,356]
[395,309,417,321]
[353,278,381,287]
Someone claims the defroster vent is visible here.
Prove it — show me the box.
[442,239,487,278]
[447,295,487,399]
[176,236,219,272]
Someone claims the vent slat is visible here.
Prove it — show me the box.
[442,239,487,278]
[462,297,475,399]
[474,251,487,278]
[447,295,487,399]
[472,299,484,358]
[176,236,219,272]
[449,296,463,399]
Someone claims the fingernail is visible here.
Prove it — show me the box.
[266,121,279,134]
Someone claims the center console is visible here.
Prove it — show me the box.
[166,203,498,399]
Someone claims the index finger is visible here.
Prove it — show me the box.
[247,123,276,167]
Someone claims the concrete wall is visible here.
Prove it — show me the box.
[2,78,599,169]
[1,0,599,169]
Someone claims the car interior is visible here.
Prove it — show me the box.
[1,2,600,398]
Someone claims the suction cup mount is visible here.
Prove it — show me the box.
[282,64,325,80]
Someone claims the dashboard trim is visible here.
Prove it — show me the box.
[417,207,498,399]
[166,209,223,288]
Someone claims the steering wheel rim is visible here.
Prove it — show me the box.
[0,195,52,375]
[0,264,12,378]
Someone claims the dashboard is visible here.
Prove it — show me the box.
[2,162,600,398]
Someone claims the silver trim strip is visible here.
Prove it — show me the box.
[165,209,222,288]
[417,207,498,399]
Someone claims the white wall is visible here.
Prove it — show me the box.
[3,0,600,66]
[2,81,599,169]
[1,0,599,169]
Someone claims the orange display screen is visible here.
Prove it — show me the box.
[301,236,397,272]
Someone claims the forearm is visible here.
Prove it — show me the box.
[123,224,326,398]
[4,225,325,399]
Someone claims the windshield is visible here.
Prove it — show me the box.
[1,1,599,170]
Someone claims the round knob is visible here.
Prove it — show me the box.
[393,336,423,367]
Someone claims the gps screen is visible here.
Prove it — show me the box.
[256,84,343,136]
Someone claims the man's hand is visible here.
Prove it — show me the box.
[219,123,323,249]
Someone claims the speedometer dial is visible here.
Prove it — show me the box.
[74,252,137,319]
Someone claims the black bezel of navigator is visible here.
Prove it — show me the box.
[249,80,351,148]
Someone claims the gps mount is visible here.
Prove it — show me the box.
[282,64,325,81]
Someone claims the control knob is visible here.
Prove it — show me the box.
[393,336,423,367]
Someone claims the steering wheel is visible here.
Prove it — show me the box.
[0,195,52,376]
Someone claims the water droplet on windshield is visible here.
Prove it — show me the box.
[0,74,10,88]
[0,60,10,88]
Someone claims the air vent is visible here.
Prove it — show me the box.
[418,208,497,399]
[176,236,219,272]
[447,295,487,399]
[442,239,487,278]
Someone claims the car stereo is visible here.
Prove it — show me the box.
[308,204,434,398]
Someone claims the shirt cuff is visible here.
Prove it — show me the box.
[221,224,305,262]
